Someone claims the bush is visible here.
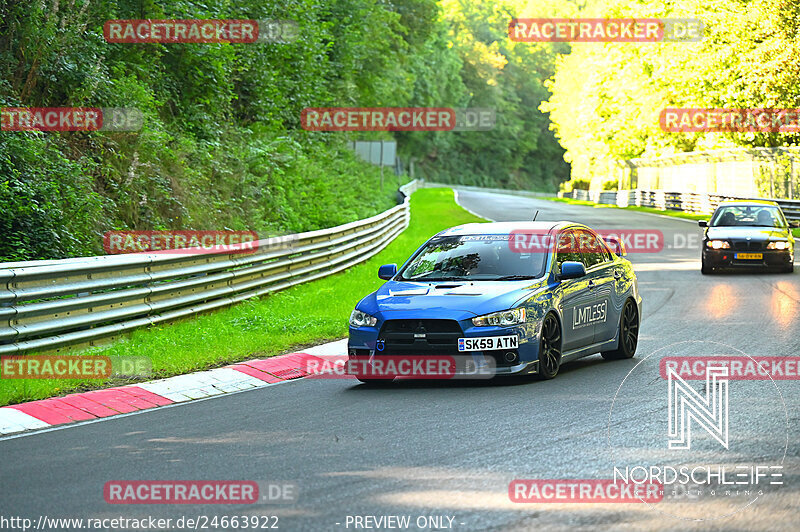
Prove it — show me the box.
[0,0,570,261]
[568,178,591,191]
[0,133,105,261]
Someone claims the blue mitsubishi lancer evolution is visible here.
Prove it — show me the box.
[347,222,642,382]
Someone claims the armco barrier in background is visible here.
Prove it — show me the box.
[564,188,800,221]
[0,180,420,356]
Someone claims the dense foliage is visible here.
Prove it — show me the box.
[543,0,800,186]
[398,0,571,190]
[0,0,569,261]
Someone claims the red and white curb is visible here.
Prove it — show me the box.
[0,339,348,436]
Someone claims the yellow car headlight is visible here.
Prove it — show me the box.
[706,240,730,249]
[767,241,790,250]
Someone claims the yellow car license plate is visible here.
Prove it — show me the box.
[735,253,763,260]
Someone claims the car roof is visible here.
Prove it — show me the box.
[716,200,780,208]
[435,221,574,237]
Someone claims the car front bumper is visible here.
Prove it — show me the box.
[348,314,541,377]
[703,248,793,269]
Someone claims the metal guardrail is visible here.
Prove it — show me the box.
[566,189,800,221]
[624,147,800,199]
[0,180,421,356]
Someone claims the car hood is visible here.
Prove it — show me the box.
[358,279,546,319]
[706,226,789,241]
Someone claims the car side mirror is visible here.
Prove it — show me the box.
[698,220,708,227]
[559,261,586,280]
[378,263,397,280]
[604,236,627,257]
[789,220,800,228]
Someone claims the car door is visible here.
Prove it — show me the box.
[556,229,596,352]
[576,229,618,344]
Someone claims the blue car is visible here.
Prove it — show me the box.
[347,221,642,382]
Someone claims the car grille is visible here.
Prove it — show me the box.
[378,319,463,356]
[730,240,766,251]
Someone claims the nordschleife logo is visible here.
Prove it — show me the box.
[667,363,729,450]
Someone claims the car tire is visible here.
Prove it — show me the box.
[601,299,639,360]
[784,263,795,274]
[536,313,562,380]
[701,259,712,275]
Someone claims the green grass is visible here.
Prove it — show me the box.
[794,228,800,238]
[617,205,708,221]
[547,197,596,207]
[0,188,487,406]
[547,196,709,221]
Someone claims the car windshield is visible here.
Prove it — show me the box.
[710,205,787,228]
[397,235,547,281]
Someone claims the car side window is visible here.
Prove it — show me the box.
[594,233,613,263]
[777,209,789,227]
[556,230,584,270]
[574,229,607,269]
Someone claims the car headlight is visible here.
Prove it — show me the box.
[349,309,378,327]
[706,240,730,249]
[767,241,790,250]
[472,308,526,327]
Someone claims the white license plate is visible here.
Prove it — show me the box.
[458,335,519,352]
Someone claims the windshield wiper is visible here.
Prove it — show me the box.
[402,275,468,282]
[493,275,537,281]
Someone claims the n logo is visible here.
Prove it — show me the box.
[667,363,729,450]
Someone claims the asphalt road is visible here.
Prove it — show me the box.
[1,188,799,531]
